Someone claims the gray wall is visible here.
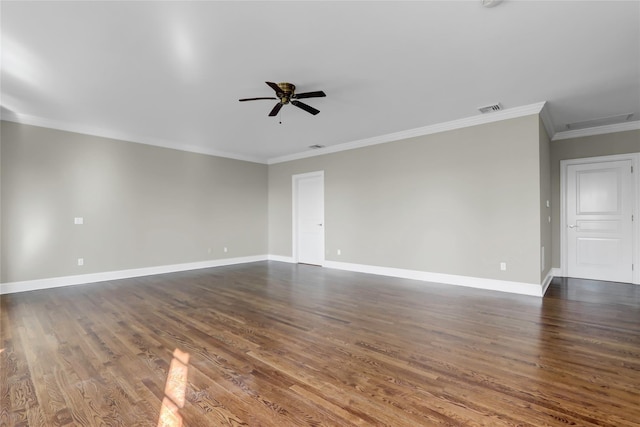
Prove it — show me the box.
[7,117,632,287]
[270,115,544,285]
[550,129,640,268]
[1,121,268,283]
[539,118,552,281]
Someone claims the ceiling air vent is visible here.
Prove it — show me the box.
[478,103,502,114]
[482,0,503,7]
[309,144,325,149]
[565,113,634,130]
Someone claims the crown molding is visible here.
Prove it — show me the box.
[552,120,640,141]
[0,111,267,164]
[268,101,547,164]
[6,105,639,163]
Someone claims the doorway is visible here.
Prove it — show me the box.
[292,171,325,266]
[561,154,638,283]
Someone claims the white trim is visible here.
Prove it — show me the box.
[0,255,267,295]
[552,121,640,141]
[560,153,639,284]
[541,269,555,296]
[324,261,547,297]
[0,256,562,297]
[6,105,638,166]
[291,171,325,266]
[3,103,546,166]
[268,102,547,164]
[0,112,266,164]
[267,254,295,263]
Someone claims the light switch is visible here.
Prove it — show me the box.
[74,217,84,225]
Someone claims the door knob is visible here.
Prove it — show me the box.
[318,223,323,226]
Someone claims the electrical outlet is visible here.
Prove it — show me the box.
[74,217,84,225]
[77,258,84,266]
[500,262,507,271]
[337,249,341,255]
[224,247,228,253]
[207,248,212,254]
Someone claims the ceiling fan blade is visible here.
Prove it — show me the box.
[269,102,284,116]
[266,81,282,94]
[293,90,326,99]
[239,97,277,102]
[291,100,320,115]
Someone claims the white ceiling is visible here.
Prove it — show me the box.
[2,1,639,164]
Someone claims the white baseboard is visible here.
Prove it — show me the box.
[267,254,295,263]
[323,260,548,297]
[0,255,268,295]
[541,268,558,296]
[1,256,562,297]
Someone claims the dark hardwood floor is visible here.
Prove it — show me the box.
[1,261,639,426]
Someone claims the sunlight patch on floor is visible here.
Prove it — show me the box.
[157,348,191,427]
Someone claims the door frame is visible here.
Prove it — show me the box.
[560,153,639,284]
[292,170,325,265]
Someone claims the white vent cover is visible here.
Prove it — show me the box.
[482,0,503,8]
[478,103,502,114]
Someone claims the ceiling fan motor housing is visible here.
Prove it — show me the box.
[277,82,295,104]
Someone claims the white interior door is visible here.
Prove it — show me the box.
[565,159,634,283]
[294,172,324,266]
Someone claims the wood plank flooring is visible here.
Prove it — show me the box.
[1,261,639,426]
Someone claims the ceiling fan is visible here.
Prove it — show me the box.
[239,82,326,116]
